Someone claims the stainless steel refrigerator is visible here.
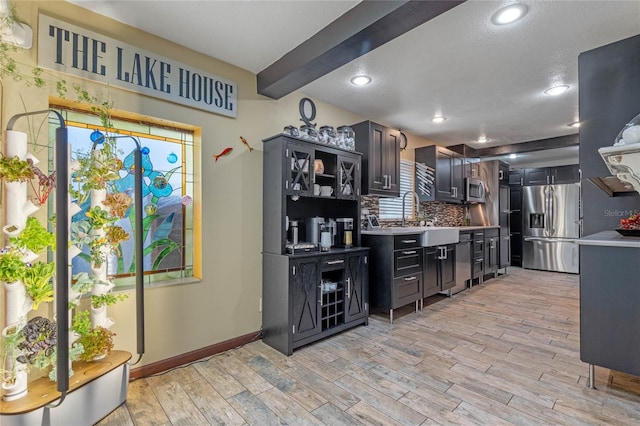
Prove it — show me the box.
[522,183,580,273]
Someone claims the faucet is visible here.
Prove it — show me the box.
[402,191,420,227]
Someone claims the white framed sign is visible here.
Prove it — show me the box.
[38,14,237,118]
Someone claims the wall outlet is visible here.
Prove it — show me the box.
[259,297,262,312]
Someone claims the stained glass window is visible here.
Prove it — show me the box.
[50,108,196,288]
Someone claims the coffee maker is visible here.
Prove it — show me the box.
[336,218,354,248]
[305,217,324,244]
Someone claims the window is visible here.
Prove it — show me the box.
[51,107,198,288]
[379,160,416,219]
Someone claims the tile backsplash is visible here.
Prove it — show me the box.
[361,195,464,228]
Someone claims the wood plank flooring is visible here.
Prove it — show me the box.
[98,267,640,425]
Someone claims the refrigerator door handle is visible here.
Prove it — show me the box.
[523,236,577,243]
[548,186,556,236]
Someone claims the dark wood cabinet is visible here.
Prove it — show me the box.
[509,186,522,266]
[471,231,484,282]
[362,233,423,323]
[552,164,580,184]
[262,134,368,355]
[415,145,464,203]
[509,169,523,186]
[523,165,579,185]
[424,244,456,294]
[523,167,549,185]
[352,121,400,197]
[291,257,321,341]
[484,228,499,278]
[345,252,368,323]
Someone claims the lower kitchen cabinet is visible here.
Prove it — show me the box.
[362,233,423,323]
[484,228,499,279]
[262,249,369,356]
[424,244,456,295]
[471,231,485,283]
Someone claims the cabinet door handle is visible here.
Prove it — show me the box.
[318,285,323,306]
[326,260,344,265]
[347,278,351,298]
[404,276,417,281]
[401,239,417,244]
[499,170,504,180]
[402,250,417,255]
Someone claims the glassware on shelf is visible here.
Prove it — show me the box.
[336,125,355,150]
[318,126,337,145]
[299,125,318,142]
[283,125,299,137]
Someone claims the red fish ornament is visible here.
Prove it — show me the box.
[240,136,255,152]
[213,147,233,162]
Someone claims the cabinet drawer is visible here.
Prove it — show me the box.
[394,234,422,250]
[394,248,423,278]
[393,274,423,309]
[472,257,484,279]
[320,256,346,270]
[484,228,499,238]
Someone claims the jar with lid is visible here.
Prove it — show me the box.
[318,126,337,145]
[336,126,355,150]
[299,125,318,143]
[283,125,299,137]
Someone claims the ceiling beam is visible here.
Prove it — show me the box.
[257,0,466,99]
[474,134,579,157]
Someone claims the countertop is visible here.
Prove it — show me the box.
[361,225,498,236]
[577,231,640,248]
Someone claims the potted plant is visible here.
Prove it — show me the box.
[10,216,56,254]
[72,311,115,361]
[22,262,55,310]
[0,155,34,182]
[0,249,26,284]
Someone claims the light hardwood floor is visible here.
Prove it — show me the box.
[98,267,640,425]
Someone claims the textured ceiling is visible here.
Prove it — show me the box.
[66,0,640,164]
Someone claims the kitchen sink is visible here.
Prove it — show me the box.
[362,226,459,246]
[421,227,459,246]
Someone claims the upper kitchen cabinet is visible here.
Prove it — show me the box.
[415,145,464,203]
[523,165,579,185]
[352,121,401,197]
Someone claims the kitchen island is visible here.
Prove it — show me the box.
[577,231,640,388]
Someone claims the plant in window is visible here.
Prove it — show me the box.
[74,316,115,362]
[16,316,56,366]
[85,206,115,230]
[28,161,56,206]
[91,293,128,309]
[102,192,132,219]
[88,237,109,268]
[105,225,129,255]
[10,216,56,253]
[0,155,34,182]
[0,249,26,284]
[22,262,55,310]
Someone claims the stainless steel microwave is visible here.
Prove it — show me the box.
[465,177,486,203]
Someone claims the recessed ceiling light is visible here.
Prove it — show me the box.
[568,121,581,128]
[477,136,489,143]
[491,3,528,25]
[350,75,372,86]
[509,153,517,159]
[544,85,570,96]
[432,115,446,123]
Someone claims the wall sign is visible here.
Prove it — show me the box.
[38,14,237,118]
